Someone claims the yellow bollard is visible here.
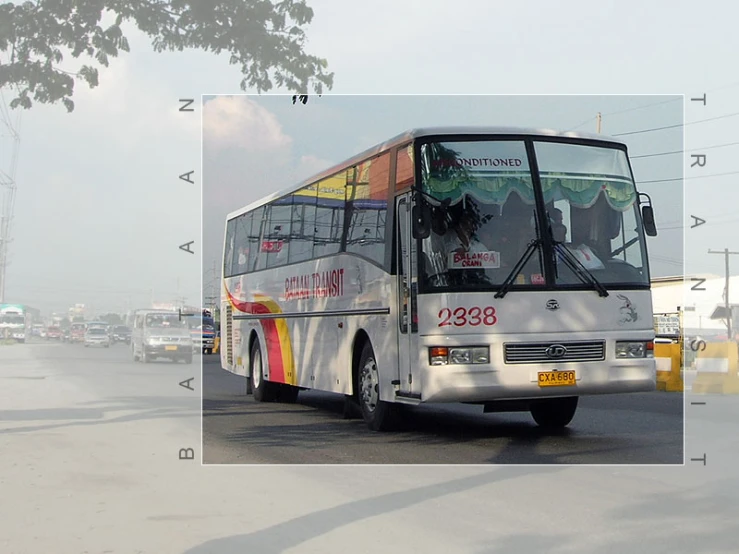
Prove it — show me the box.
[692,342,739,394]
[654,342,683,392]
[213,336,220,354]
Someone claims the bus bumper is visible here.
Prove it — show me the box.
[420,362,656,403]
[415,335,657,403]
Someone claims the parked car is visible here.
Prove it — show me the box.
[84,327,110,348]
[111,325,131,345]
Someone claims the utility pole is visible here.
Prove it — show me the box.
[0,214,6,303]
[708,248,739,341]
[596,112,602,134]
[211,259,217,311]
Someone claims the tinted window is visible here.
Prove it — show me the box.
[224,218,237,277]
[266,197,293,268]
[288,185,318,264]
[248,206,266,272]
[395,143,414,190]
[230,212,253,276]
[314,170,349,258]
[345,152,390,265]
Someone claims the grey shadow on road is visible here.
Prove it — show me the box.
[0,395,199,434]
[181,466,562,554]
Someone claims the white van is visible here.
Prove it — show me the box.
[131,309,193,364]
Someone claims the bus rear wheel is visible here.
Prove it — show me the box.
[251,338,277,402]
[530,396,578,429]
[357,341,398,432]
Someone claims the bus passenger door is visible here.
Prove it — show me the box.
[396,194,420,398]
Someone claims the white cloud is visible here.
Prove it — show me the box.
[203,96,293,153]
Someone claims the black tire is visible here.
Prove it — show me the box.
[142,348,150,364]
[530,396,578,429]
[357,341,399,431]
[251,338,277,402]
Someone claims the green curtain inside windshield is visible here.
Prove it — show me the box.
[424,172,636,211]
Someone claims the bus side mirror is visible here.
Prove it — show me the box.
[642,205,657,237]
[412,204,432,239]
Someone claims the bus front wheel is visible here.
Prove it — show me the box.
[357,341,398,432]
[251,339,277,402]
[530,396,578,429]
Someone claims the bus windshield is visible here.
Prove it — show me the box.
[419,139,649,292]
[0,315,24,325]
[145,313,188,328]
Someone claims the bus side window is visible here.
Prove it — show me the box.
[232,212,252,274]
[224,218,237,277]
[247,206,266,272]
[288,186,317,264]
[346,153,390,265]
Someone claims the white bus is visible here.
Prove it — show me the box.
[219,126,659,431]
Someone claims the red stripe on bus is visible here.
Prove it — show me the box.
[224,287,286,384]
[248,302,285,384]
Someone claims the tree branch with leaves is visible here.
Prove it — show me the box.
[0,0,333,112]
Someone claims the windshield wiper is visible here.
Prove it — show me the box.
[553,242,609,297]
[495,212,609,298]
[542,205,608,297]
[494,238,542,299]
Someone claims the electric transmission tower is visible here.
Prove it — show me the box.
[0,89,22,304]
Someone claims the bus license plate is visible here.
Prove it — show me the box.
[538,370,576,387]
[165,345,177,351]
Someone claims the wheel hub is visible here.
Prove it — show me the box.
[360,357,379,413]
[253,348,262,388]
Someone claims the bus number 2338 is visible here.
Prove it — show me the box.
[438,306,498,327]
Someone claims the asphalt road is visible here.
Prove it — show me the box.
[4,338,738,554]
[203,354,685,464]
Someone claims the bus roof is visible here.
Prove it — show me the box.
[225,125,628,220]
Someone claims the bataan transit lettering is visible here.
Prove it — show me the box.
[433,157,523,168]
[285,269,345,300]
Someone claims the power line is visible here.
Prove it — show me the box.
[613,111,739,137]
[639,170,739,184]
[630,149,682,159]
[631,139,739,159]
[598,97,682,118]
[569,80,739,132]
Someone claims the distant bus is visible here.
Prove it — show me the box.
[0,304,29,342]
[70,322,86,343]
[220,126,659,431]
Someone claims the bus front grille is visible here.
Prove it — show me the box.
[504,341,605,364]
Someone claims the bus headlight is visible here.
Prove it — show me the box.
[429,346,489,365]
[616,341,653,358]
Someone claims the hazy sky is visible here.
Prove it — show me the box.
[2,0,737,317]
